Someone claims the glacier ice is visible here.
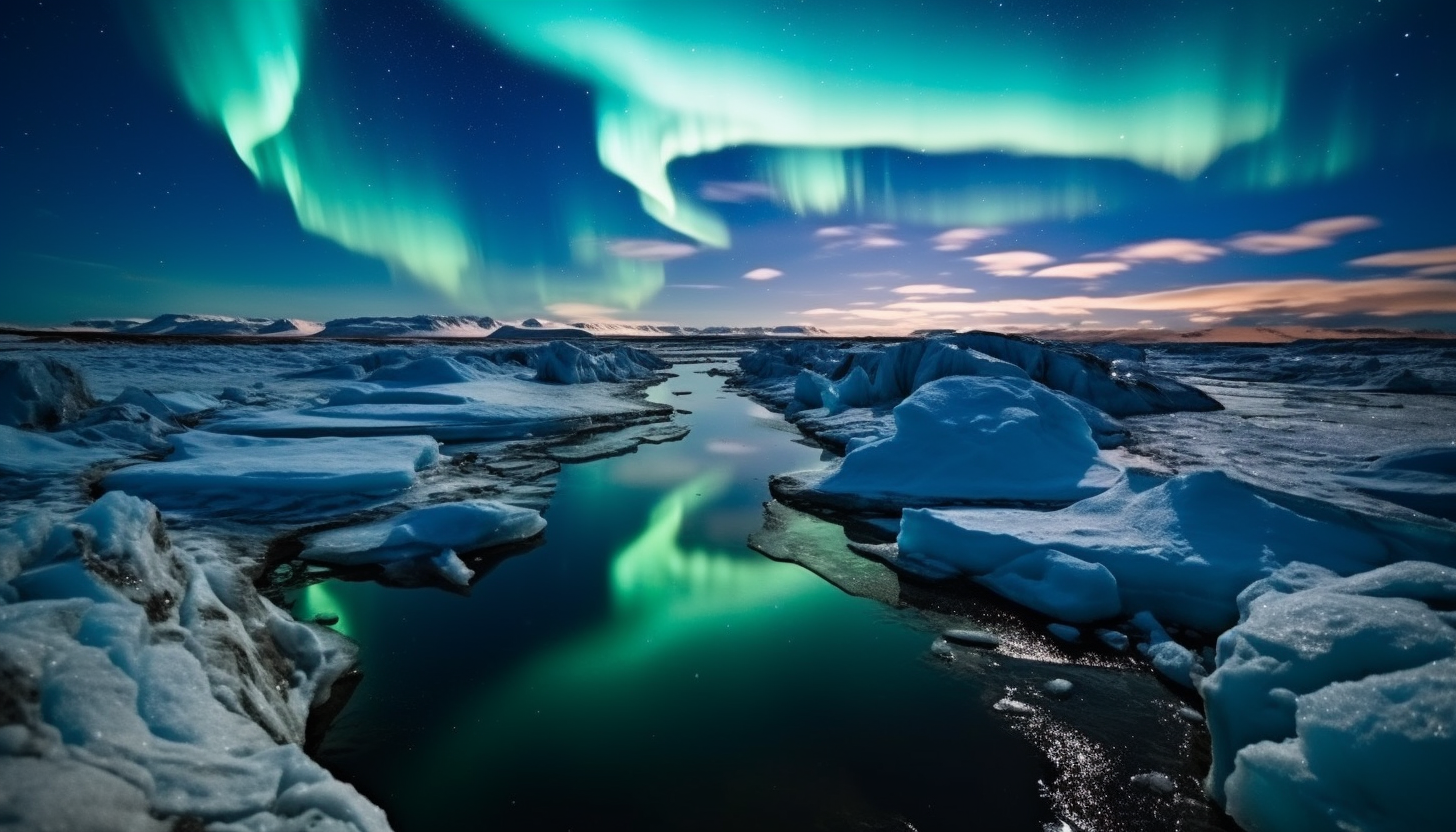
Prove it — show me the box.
[0,494,388,831]
[1201,561,1456,832]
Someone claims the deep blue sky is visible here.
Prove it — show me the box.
[2,0,1453,332]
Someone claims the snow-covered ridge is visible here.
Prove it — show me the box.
[39,314,832,339]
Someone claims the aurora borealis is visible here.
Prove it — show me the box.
[3,0,1454,332]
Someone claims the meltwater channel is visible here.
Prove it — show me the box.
[286,361,1052,831]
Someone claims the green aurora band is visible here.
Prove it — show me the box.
[445,0,1422,247]
[133,0,1449,309]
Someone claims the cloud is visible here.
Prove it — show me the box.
[698,181,776,203]
[1349,245,1456,272]
[815,224,905,251]
[743,267,783,281]
[876,276,1456,318]
[891,283,975,295]
[1110,238,1224,263]
[547,302,620,319]
[606,238,699,260]
[966,250,1055,276]
[931,226,1000,252]
[1227,215,1380,255]
[1030,262,1129,279]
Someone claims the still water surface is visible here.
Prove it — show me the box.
[292,365,1050,831]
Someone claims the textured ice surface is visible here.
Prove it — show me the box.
[1201,561,1456,832]
[897,471,1426,632]
[0,494,388,831]
[300,499,545,566]
[735,332,1219,422]
[102,433,440,511]
[785,376,1122,508]
[0,356,95,429]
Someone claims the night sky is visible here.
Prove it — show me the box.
[3,0,1454,332]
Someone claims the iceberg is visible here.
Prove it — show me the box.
[779,376,1122,510]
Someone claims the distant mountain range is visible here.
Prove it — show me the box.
[11,315,1450,343]
[40,313,832,339]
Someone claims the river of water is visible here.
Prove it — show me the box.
[289,361,1056,831]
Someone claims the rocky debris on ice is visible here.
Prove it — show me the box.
[0,493,388,831]
[774,376,1123,511]
[101,432,440,511]
[299,499,546,582]
[0,356,96,429]
[896,470,1421,633]
[1200,561,1456,832]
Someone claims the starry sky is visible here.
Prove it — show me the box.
[3,0,1454,332]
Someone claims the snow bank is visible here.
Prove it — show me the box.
[1341,446,1456,521]
[102,432,440,508]
[300,500,546,583]
[0,494,388,831]
[898,471,1406,632]
[0,357,95,429]
[811,376,1122,507]
[1201,561,1456,832]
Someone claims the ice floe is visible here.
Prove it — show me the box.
[300,499,545,573]
[101,433,440,512]
[896,471,1425,632]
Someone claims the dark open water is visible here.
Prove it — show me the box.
[291,364,1052,831]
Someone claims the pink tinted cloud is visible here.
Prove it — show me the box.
[1227,215,1379,255]
[1030,262,1130,279]
[1110,238,1224,263]
[966,251,1055,276]
[930,227,1000,252]
[743,267,784,281]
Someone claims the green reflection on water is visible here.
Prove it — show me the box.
[294,581,353,639]
[408,469,837,801]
